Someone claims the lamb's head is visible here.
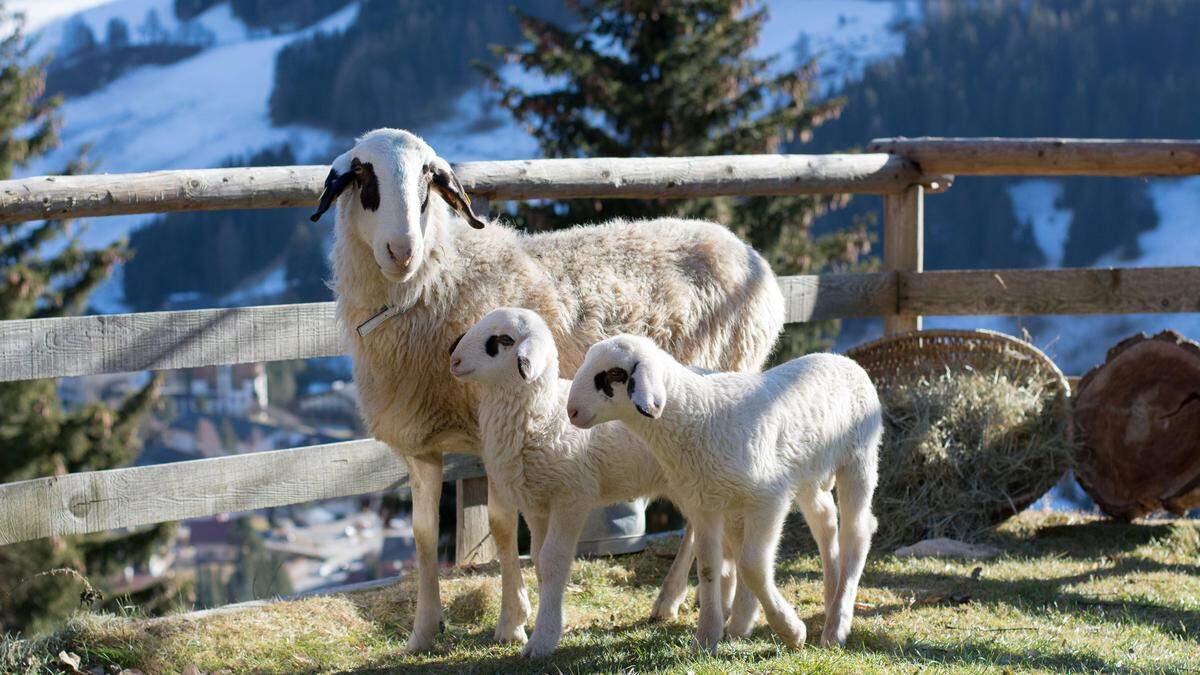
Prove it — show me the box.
[567,334,667,429]
[311,128,485,283]
[449,308,557,387]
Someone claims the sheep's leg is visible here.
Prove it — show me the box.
[822,462,877,647]
[650,523,694,621]
[725,515,762,638]
[689,509,727,654]
[522,509,587,658]
[488,485,530,645]
[736,499,805,648]
[404,453,445,652]
[796,485,840,623]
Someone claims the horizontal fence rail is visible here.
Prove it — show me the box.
[3,266,1199,382]
[0,440,485,545]
[869,137,1200,176]
[0,153,929,225]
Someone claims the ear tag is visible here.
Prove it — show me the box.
[356,304,403,337]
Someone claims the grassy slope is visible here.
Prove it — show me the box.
[7,512,1199,674]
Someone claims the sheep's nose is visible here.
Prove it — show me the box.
[386,243,413,268]
[568,407,579,421]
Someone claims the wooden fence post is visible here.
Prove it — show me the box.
[883,185,924,335]
[455,475,495,565]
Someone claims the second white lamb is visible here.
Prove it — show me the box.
[450,307,746,658]
[566,334,882,651]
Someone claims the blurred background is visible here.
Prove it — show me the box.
[2,0,1197,634]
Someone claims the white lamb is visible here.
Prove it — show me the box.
[311,128,784,651]
[566,335,882,651]
[450,307,752,657]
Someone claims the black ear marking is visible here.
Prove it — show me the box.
[354,159,380,211]
[517,356,531,380]
[448,333,464,356]
[310,167,354,222]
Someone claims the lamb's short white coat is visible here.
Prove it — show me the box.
[320,129,785,651]
[567,334,882,651]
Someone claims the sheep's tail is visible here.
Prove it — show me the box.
[824,400,882,646]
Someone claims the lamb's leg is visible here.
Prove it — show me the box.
[725,515,762,638]
[650,523,694,621]
[823,462,877,647]
[689,509,727,654]
[720,517,740,618]
[404,453,445,652]
[525,511,548,581]
[522,509,587,658]
[736,499,805,648]
[796,485,840,623]
[488,485,530,644]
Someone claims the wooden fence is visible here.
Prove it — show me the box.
[1,138,1197,565]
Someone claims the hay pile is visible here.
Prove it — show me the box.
[872,368,1072,549]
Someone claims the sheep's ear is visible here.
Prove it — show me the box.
[628,361,665,419]
[515,333,552,382]
[310,168,355,222]
[428,157,486,229]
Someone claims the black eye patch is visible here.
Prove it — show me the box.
[448,333,464,356]
[419,164,432,212]
[627,362,638,397]
[485,334,514,356]
[594,367,627,398]
[352,158,380,211]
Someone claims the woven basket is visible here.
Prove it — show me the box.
[846,328,1070,399]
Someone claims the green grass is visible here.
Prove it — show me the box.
[6,512,1199,674]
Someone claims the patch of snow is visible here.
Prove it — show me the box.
[7,0,117,33]
[219,262,288,306]
[1009,179,1072,268]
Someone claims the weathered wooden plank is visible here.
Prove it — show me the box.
[883,186,925,334]
[0,154,925,225]
[901,267,1200,316]
[455,476,496,565]
[0,440,485,545]
[778,272,894,323]
[0,302,342,382]
[869,137,1200,176]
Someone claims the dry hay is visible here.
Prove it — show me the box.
[872,368,1072,549]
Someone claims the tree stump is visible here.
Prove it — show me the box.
[1073,330,1200,519]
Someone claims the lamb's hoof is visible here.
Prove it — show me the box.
[781,621,807,648]
[405,630,437,653]
[693,628,723,655]
[725,615,756,639]
[649,599,682,622]
[820,625,847,647]
[493,624,528,645]
[521,633,559,659]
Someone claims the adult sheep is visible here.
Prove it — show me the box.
[312,128,784,651]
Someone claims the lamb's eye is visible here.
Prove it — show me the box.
[485,334,514,357]
[607,367,628,383]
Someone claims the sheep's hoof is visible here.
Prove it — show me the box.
[649,598,682,622]
[404,631,437,653]
[820,626,848,648]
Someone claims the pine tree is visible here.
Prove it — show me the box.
[0,8,171,634]
[482,0,870,358]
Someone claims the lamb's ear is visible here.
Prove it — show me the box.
[310,168,355,222]
[428,157,486,229]
[515,333,552,382]
[628,361,666,419]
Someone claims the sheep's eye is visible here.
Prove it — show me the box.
[419,165,432,212]
[606,367,628,384]
[497,335,515,346]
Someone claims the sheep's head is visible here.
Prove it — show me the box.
[567,334,667,429]
[312,128,485,283]
[449,308,557,387]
